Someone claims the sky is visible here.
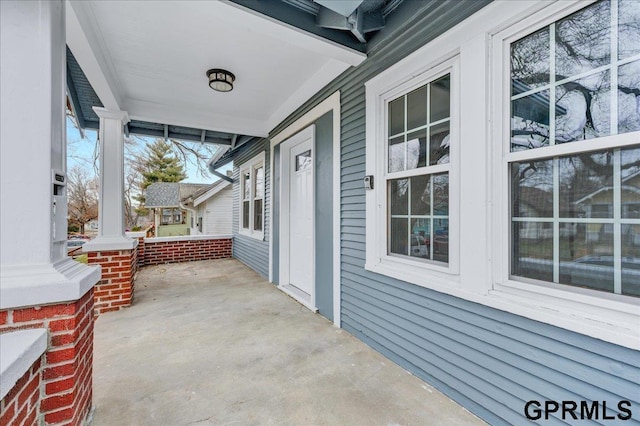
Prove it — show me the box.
[66,117,230,184]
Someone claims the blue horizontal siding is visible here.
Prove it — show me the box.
[231,138,270,279]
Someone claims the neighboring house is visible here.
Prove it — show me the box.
[206,1,639,423]
[145,182,209,237]
[181,179,233,236]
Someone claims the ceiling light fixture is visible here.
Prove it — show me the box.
[206,68,235,92]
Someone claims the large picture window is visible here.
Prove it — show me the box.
[239,152,265,240]
[508,0,640,298]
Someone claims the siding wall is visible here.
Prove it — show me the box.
[268,0,640,424]
[204,186,233,235]
[232,139,270,278]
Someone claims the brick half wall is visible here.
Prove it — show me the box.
[142,236,232,266]
[0,290,94,425]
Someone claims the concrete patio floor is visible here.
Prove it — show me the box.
[92,259,484,425]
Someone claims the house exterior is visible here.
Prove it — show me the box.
[2,0,638,425]
[210,0,640,424]
[182,179,233,236]
[145,182,210,237]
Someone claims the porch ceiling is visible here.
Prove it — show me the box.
[65,0,371,140]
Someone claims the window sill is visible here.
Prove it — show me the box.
[239,228,264,241]
[365,256,460,291]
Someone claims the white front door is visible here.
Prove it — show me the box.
[289,139,313,294]
[280,126,315,304]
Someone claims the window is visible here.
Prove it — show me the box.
[366,57,459,285]
[239,151,265,239]
[160,208,183,225]
[507,0,640,298]
[387,75,451,264]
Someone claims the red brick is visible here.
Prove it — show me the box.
[0,400,16,425]
[48,319,76,333]
[51,332,75,347]
[12,304,75,322]
[0,310,8,325]
[44,407,73,424]
[14,403,28,426]
[43,363,74,380]
[45,378,75,395]
[17,374,39,411]
[46,348,75,364]
[22,406,37,426]
[41,391,74,412]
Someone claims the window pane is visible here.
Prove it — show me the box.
[511,27,550,96]
[243,172,250,200]
[621,148,640,219]
[254,166,264,197]
[429,122,450,165]
[512,159,553,218]
[559,222,614,293]
[389,97,404,136]
[407,85,427,131]
[555,0,610,80]
[390,218,408,255]
[254,199,263,231]
[410,218,429,259]
[433,174,449,215]
[389,178,408,215]
[406,130,426,170]
[511,90,550,151]
[619,0,640,60]
[295,151,311,172]
[430,75,450,122]
[242,200,249,229]
[622,224,640,297]
[388,136,405,173]
[555,71,610,144]
[561,151,614,218]
[618,60,640,134]
[433,218,449,263]
[410,175,430,215]
[512,221,554,282]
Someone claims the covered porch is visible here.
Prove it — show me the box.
[91,259,482,425]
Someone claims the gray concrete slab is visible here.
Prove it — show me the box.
[92,259,484,426]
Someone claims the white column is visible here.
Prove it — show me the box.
[0,0,100,309]
[83,108,137,251]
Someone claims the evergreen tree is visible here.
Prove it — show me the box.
[134,139,187,216]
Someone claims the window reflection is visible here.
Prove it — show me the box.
[511,147,640,297]
[510,0,640,153]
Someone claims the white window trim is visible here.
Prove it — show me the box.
[361,0,639,350]
[238,151,265,240]
[365,54,461,288]
[490,0,640,348]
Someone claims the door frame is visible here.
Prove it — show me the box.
[269,91,341,326]
[278,125,316,310]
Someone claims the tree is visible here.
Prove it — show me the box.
[133,139,187,218]
[67,165,99,234]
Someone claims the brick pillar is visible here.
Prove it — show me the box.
[0,290,95,425]
[88,247,138,315]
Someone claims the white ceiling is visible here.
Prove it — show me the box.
[66,1,365,137]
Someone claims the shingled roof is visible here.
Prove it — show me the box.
[145,182,209,208]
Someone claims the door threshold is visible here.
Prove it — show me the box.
[279,284,318,313]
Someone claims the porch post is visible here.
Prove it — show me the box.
[83,108,139,315]
[84,108,136,249]
[0,1,100,424]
